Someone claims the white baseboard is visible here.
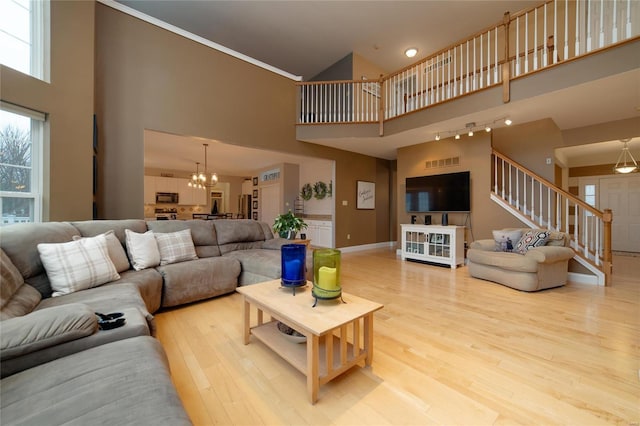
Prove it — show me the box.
[568,272,600,286]
[337,241,396,253]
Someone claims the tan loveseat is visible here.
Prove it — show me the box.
[467,228,576,292]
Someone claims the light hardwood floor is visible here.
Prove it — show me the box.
[155,250,640,425]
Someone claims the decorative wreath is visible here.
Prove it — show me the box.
[313,181,328,200]
[300,183,313,201]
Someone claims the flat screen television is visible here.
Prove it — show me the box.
[405,171,470,212]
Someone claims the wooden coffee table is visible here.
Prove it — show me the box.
[236,279,383,404]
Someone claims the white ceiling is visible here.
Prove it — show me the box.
[123,0,640,174]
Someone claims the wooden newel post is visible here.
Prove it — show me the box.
[603,208,613,286]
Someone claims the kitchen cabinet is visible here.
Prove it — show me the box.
[178,178,208,206]
[155,177,178,193]
[144,176,156,205]
[305,220,332,248]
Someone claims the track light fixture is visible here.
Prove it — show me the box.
[433,117,512,141]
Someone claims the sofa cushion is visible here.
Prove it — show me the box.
[154,229,198,265]
[0,222,79,298]
[73,230,130,273]
[492,229,522,253]
[146,220,220,257]
[0,336,191,425]
[1,249,25,309]
[223,249,282,279]
[71,219,148,245]
[0,284,41,321]
[1,303,97,362]
[214,219,267,254]
[467,249,540,273]
[515,229,551,254]
[156,257,240,308]
[37,235,120,297]
[125,230,160,271]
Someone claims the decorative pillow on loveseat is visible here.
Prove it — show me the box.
[37,235,120,297]
[492,229,523,253]
[514,229,551,254]
[153,229,198,266]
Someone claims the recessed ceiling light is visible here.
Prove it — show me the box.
[405,48,418,58]
[504,118,512,126]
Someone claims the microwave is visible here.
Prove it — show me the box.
[156,192,179,204]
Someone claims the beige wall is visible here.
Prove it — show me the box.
[94,4,390,248]
[492,118,563,182]
[0,1,95,221]
[397,133,521,244]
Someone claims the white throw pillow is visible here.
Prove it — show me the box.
[154,229,198,265]
[73,230,130,273]
[37,235,120,297]
[492,229,522,253]
[125,229,161,271]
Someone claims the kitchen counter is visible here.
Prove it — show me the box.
[300,214,332,221]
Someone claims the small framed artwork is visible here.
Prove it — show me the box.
[356,180,375,209]
[252,176,258,186]
[252,212,258,220]
[252,189,258,198]
[252,200,258,209]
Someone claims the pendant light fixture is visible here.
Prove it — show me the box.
[203,143,219,185]
[189,143,219,189]
[188,162,206,188]
[614,139,638,174]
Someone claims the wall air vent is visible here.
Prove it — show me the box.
[425,156,460,169]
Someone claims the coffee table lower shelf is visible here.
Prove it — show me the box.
[251,320,365,384]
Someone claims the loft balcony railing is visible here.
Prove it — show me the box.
[296,0,639,128]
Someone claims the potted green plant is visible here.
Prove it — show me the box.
[273,210,307,239]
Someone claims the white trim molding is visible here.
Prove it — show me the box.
[338,241,396,253]
[97,0,303,82]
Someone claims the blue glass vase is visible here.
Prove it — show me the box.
[281,244,307,288]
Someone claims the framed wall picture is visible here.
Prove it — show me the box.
[252,176,258,186]
[253,200,258,209]
[356,180,375,209]
[252,212,258,220]
[252,189,258,198]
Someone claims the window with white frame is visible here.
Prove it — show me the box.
[0,0,50,81]
[0,103,44,225]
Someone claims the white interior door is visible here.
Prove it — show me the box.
[599,176,640,252]
[260,184,280,231]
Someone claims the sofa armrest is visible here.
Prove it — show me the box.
[469,239,495,251]
[1,303,97,361]
[524,246,575,263]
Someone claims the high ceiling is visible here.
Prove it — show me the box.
[110,0,639,174]
[115,0,540,81]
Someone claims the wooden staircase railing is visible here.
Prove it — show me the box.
[491,149,612,285]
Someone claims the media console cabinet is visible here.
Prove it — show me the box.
[400,224,465,268]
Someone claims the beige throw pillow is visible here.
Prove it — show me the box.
[154,229,198,265]
[125,229,160,271]
[37,235,120,297]
[73,230,130,273]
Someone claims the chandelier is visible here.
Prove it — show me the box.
[188,143,219,188]
[613,139,638,174]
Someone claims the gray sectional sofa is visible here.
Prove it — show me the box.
[0,218,295,425]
